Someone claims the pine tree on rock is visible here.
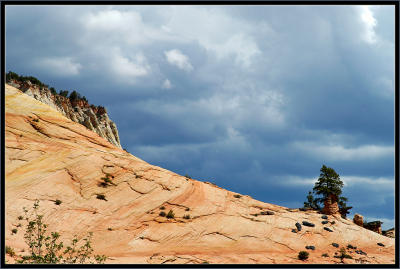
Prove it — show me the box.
[310,165,349,216]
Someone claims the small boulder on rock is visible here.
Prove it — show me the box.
[347,244,357,249]
[302,221,315,227]
[355,249,367,255]
[305,246,315,250]
[353,214,364,227]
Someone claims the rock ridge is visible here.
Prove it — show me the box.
[6,78,122,149]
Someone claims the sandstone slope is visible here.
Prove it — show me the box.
[4,84,395,264]
[7,80,121,148]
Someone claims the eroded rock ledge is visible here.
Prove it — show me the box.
[7,79,122,149]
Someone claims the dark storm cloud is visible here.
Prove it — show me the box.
[5,5,395,228]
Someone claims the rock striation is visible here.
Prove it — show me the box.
[6,79,122,149]
[4,84,395,264]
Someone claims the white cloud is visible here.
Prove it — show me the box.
[293,142,394,161]
[164,49,193,72]
[162,6,262,68]
[341,176,394,189]
[36,57,81,76]
[109,49,150,82]
[358,6,378,44]
[278,176,318,187]
[162,79,172,89]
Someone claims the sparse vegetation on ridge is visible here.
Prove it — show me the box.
[15,200,107,264]
[6,71,90,106]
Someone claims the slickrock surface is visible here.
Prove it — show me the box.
[5,84,395,264]
[6,80,121,148]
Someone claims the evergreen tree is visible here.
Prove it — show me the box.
[338,196,353,218]
[313,165,343,200]
[306,165,351,217]
[303,191,320,210]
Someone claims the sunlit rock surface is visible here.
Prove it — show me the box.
[5,84,395,264]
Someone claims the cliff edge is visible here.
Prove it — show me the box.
[6,79,122,149]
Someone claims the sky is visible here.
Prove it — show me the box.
[5,5,396,229]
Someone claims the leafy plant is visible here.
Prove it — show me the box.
[233,194,241,198]
[159,211,166,217]
[321,253,329,257]
[12,228,18,234]
[18,216,23,220]
[98,174,115,188]
[335,247,352,262]
[6,246,15,257]
[166,210,175,219]
[55,200,62,205]
[159,206,165,210]
[298,251,309,260]
[16,200,107,264]
[184,174,191,179]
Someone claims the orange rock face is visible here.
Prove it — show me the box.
[4,84,395,264]
[354,214,364,227]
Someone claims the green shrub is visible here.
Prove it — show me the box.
[322,253,329,257]
[166,210,175,219]
[159,206,165,210]
[55,199,62,205]
[336,247,352,261]
[33,118,39,122]
[233,194,241,198]
[59,90,69,97]
[12,228,18,234]
[16,200,107,264]
[99,174,114,188]
[107,228,112,231]
[298,251,309,260]
[185,174,191,179]
[159,211,166,217]
[6,246,15,257]
[185,208,190,211]
[18,215,23,220]
[183,214,190,219]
